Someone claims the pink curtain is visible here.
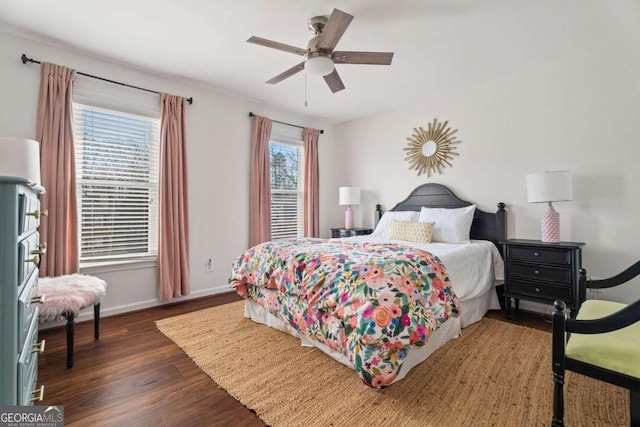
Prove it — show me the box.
[249,115,273,246]
[303,128,320,237]
[36,63,79,277]
[158,94,190,301]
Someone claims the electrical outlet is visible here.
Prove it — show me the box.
[206,258,214,273]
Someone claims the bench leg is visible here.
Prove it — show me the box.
[63,311,75,369]
[631,390,639,427]
[94,303,100,340]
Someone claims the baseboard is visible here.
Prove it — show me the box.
[38,284,231,330]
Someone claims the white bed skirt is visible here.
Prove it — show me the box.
[459,285,501,328]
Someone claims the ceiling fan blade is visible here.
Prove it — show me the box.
[247,36,307,56]
[316,9,354,51]
[333,51,394,65]
[323,69,345,93]
[266,62,305,84]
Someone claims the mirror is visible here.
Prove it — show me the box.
[422,140,437,157]
[403,119,461,177]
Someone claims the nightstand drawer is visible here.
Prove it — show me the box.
[506,245,571,265]
[508,262,572,284]
[508,278,573,302]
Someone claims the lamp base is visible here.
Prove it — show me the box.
[345,206,354,229]
[541,203,560,243]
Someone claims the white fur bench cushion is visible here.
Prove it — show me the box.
[38,274,107,322]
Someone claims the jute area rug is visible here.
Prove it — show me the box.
[156,301,629,427]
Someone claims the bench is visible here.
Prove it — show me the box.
[38,274,107,368]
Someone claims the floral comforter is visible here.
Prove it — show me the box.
[228,238,460,388]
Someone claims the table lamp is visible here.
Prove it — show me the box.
[339,187,360,229]
[526,171,573,243]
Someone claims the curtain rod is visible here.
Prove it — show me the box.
[249,112,324,134]
[21,54,193,105]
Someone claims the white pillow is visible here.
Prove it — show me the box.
[418,205,476,243]
[371,211,420,239]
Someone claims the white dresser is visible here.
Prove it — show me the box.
[0,177,46,405]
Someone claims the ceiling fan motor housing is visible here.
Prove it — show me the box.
[308,15,328,35]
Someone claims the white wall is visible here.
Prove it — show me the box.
[0,32,336,321]
[332,5,640,308]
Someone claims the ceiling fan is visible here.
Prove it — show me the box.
[247,8,394,93]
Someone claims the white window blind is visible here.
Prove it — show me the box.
[73,103,160,261]
[269,124,304,240]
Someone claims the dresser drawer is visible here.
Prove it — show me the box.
[508,278,573,302]
[18,232,40,287]
[18,273,40,351]
[506,245,571,265]
[507,261,572,284]
[18,314,40,405]
[18,192,41,236]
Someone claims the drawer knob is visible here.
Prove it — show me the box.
[32,340,46,354]
[534,287,540,293]
[31,294,45,304]
[31,385,45,402]
[25,254,40,265]
[533,252,540,257]
[534,270,540,275]
[27,209,48,219]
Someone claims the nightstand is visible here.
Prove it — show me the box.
[502,239,585,319]
[331,228,373,238]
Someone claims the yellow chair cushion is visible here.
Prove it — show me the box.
[566,299,640,378]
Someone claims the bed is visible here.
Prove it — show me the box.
[229,183,507,387]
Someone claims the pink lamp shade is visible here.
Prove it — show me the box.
[339,187,360,229]
[526,171,573,243]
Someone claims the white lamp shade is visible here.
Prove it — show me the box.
[526,171,573,203]
[339,187,361,206]
[0,137,41,185]
[305,55,334,76]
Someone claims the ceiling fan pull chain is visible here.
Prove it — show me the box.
[304,71,308,107]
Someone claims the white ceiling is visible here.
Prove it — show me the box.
[1,0,638,124]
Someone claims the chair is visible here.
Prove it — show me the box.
[38,274,107,368]
[551,261,640,426]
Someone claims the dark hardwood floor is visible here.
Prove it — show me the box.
[38,292,550,426]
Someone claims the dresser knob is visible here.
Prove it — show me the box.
[32,340,46,354]
[534,270,540,275]
[534,287,540,293]
[533,252,540,257]
[25,254,40,265]
[27,209,48,219]
[31,294,45,304]
[30,385,44,402]
[31,248,47,256]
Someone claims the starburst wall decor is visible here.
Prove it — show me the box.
[403,119,461,177]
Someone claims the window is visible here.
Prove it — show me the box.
[269,124,304,240]
[73,103,159,262]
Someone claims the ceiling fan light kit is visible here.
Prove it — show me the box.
[247,8,394,93]
[305,53,334,76]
